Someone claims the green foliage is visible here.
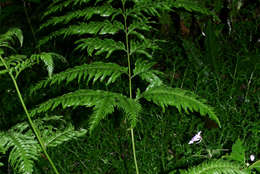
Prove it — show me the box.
[0,116,86,174]
[133,59,163,88]
[141,86,220,127]
[2,0,259,173]
[224,139,246,163]
[30,62,128,94]
[0,28,23,53]
[180,160,249,174]
[30,89,141,132]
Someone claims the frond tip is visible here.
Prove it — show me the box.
[141,86,221,127]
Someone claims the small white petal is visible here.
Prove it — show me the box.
[250,154,255,161]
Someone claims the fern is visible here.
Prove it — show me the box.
[0,28,23,51]
[0,117,86,174]
[141,86,221,127]
[180,160,249,174]
[35,1,221,173]
[30,62,128,94]
[0,123,39,174]
[30,89,141,132]
[132,59,163,89]
[75,38,126,58]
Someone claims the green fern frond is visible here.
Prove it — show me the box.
[43,124,87,147]
[0,28,23,54]
[132,59,163,89]
[75,38,126,58]
[181,160,248,174]
[129,39,158,59]
[0,116,86,174]
[61,21,123,36]
[0,130,39,174]
[0,28,23,48]
[40,5,119,30]
[30,89,141,131]
[8,133,39,174]
[30,62,127,94]
[170,0,219,21]
[141,86,221,127]
[2,52,65,78]
[42,0,76,18]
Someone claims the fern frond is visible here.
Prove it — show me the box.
[0,116,86,174]
[132,59,163,89]
[0,129,39,174]
[40,5,119,30]
[30,89,141,131]
[141,86,221,127]
[43,124,87,147]
[0,28,23,48]
[8,132,39,174]
[42,0,76,18]
[4,52,66,78]
[181,160,248,174]
[75,38,126,58]
[30,62,127,94]
[171,0,219,21]
[129,39,158,59]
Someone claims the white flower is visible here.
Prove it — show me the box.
[188,131,202,144]
[250,154,255,162]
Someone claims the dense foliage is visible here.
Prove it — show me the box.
[0,0,259,174]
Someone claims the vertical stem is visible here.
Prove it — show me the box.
[122,1,139,173]
[0,56,60,174]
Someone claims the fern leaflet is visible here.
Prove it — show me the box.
[141,86,221,127]
[30,62,127,94]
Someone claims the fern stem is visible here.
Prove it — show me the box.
[0,56,60,174]
[122,1,139,173]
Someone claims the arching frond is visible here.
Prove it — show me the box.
[181,160,248,174]
[30,62,127,94]
[30,89,141,131]
[75,38,126,58]
[0,28,23,48]
[40,5,119,30]
[141,86,221,127]
[132,59,163,89]
[42,0,76,18]
[2,52,66,78]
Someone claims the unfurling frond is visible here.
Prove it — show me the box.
[181,160,248,174]
[141,86,221,127]
[133,59,163,89]
[75,38,126,58]
[30,62,127,94]
[30,89,141,131]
